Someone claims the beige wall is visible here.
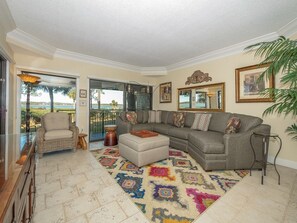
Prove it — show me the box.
[154,51,297,167]
[13,51,157,140]
[0,25,13,61]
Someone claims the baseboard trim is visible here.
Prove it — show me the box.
[267,155,297,170]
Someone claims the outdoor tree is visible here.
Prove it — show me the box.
[91,89,104,109]
[67,88,76,106]
[33,85,72,112]
[110,100,118,110]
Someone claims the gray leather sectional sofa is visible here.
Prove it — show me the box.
[116,110,270,171]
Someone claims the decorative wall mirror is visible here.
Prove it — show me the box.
[178,82,225,112]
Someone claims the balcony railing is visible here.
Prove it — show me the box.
[89,109,122,142]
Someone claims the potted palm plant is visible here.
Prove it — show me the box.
[245,36,297,139]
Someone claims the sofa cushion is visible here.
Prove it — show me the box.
[136,111,149,124]
[208,112,232,133]
[184,112,195,127]
[167,111,175,126]
[43,112,69,131]
[161,111,170,124]
[189,131,225,154]
[131,123,154,131]
[152,123,174,135]
[233,113,263,132]
[148,110,161,123]
[44,130,73,140]
[173,112,185,128]
[143,110,149,123]
[191,113,212,131]
[168,127,193,140]
[225,117,241,134]
[119,112,126,121]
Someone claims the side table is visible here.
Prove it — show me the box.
[78,133,88,150]
[104,125,118,146]
[250,131,282,185]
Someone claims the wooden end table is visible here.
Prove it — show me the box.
[78,133,88,150]
[104,125,118,146]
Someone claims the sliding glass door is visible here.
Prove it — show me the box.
[89,80,152,142]
[89,80,124,141]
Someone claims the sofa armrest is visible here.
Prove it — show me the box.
[36,127,45,142]
[70,125,79,145]
[36,127,45,153]
[116,116,132,136]
[223,124,271,169]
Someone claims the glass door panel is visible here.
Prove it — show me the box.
[89,80,124,142]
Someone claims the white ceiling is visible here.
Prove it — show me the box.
[5,0,297,68]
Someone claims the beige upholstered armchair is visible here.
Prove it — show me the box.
[36,112,79,158]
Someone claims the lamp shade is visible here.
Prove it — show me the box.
[17,73,40,83]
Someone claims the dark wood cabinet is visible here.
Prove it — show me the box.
[0,136,36,223]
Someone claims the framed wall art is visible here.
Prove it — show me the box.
[159,82,172,103]
[79,89,87,98]
[235,64,274,103]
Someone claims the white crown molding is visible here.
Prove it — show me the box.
[6,28,56,58]
[166,32,279,71]
[140,67,168,76]
[277,17,297,37]
[55,49,141,73]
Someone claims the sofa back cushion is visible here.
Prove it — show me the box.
[233,113,263,132]
[166,111,175,125]
[136,111,149,123]
[184,112,195,128]
[148,110,161,123]
[161,111,170,124]
[43,112,69,131]
[119,112,126,121]
[208,112,232,133]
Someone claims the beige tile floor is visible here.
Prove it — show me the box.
[33,144,297,223]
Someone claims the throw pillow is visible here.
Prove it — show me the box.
[191,113,212,131]
[126,111,137,125]
[173,112,185,128]
[225,117,241,134]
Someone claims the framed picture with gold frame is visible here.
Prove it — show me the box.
[159,82,172,103]
[235,64,274,103]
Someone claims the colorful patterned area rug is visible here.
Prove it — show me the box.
[91,147,248,223]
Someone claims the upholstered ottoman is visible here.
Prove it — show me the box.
[119,133,169,167]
